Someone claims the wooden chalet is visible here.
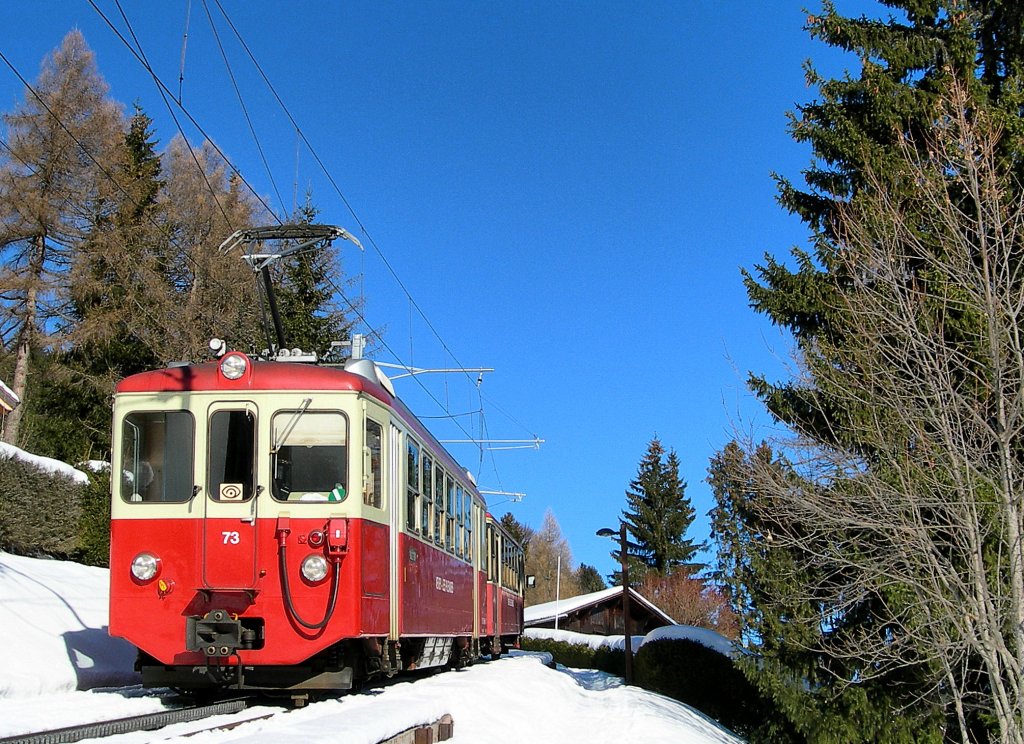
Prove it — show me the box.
[0,377,18,434]
[524,586,675,636]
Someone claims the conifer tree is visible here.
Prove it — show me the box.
[615,438,699,582]
[274,195,354,356]
[158,136,264,361]
[499,512,534,561]
[573,563,606,594]
[25,104,168,461]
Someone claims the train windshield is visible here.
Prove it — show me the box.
[271,410,348,502]
[120,411,195,503]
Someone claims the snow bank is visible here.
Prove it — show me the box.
[0,442,89,485]
[0,552,138,697]
[525,624,738,658]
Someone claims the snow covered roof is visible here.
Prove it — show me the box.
[0,377,19,413]
[525,586,676,627]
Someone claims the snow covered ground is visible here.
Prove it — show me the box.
[0,551,743,743]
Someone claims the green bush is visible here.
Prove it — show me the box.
[0,452,111,566]
[0,452,84,558]
[523,634,797,741]
[76,468,111,567]
[519,636,624,677]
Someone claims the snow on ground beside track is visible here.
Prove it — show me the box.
[0,551,138,698]
[0,551,743,743]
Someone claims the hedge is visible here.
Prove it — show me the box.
[0,453,110,566]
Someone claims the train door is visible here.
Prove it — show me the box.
[388,423,402,639]
[202,402,259,589]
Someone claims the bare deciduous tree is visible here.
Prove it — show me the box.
[526,510,581,605]
[0,30,123,444]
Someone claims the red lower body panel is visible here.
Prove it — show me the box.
[109,517,389,667]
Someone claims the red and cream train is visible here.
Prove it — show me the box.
[108,346,525,697]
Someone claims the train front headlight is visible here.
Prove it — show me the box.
[219,352,248,380]
[301,554,329,583]
[131,552,161,582]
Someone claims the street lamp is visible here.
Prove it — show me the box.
[597,523,633,685]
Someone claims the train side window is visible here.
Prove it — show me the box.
[434,465,445,546]
[422,454,434,540]
[406,439,420,532]
[364,419,383,508]
[487,525,497,581]
[120,411,194,503]
[455,485,464,559]
[209,409,257,502]
[445,477,456,552]
[270,411,347,502]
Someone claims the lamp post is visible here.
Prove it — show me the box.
[597,524,633,685]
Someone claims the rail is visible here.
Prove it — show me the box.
[0,698,250,744]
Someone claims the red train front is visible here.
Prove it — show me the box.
[108,348,524,696]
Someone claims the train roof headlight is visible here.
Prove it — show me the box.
[131,552,160,582]
[301,554,329,583]
[220,353,248,380]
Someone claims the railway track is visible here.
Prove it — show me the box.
[0,697,266,744]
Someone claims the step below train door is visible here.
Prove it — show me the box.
[202,402,259,590]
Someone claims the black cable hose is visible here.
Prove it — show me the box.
[278,542,340,630]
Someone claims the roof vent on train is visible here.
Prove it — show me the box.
[344,358,396,397]
[275,347,318,363]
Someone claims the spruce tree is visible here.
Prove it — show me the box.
[615,438,699,581]
[274,196,354,356]
[573,564,606,594]
[28,104,168,462]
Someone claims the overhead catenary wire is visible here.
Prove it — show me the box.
[177,0,191,104]
[207,1,541,485]
[206,2,540,462]
[88,0,281,229]
[198,0,288,219]
[86,2,538,476]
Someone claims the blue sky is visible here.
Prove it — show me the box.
[0,1,880,579]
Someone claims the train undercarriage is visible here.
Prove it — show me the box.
[138,633,513,703]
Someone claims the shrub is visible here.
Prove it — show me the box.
[519,636,624,676]
[0,452,83,558]
[76,468,111,567]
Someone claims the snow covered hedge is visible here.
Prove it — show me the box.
[634,638,774,739]
[0,446,110,565]
[520,636,625,678]
[524,631,781,739]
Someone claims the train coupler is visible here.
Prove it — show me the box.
[187,609,256,657]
